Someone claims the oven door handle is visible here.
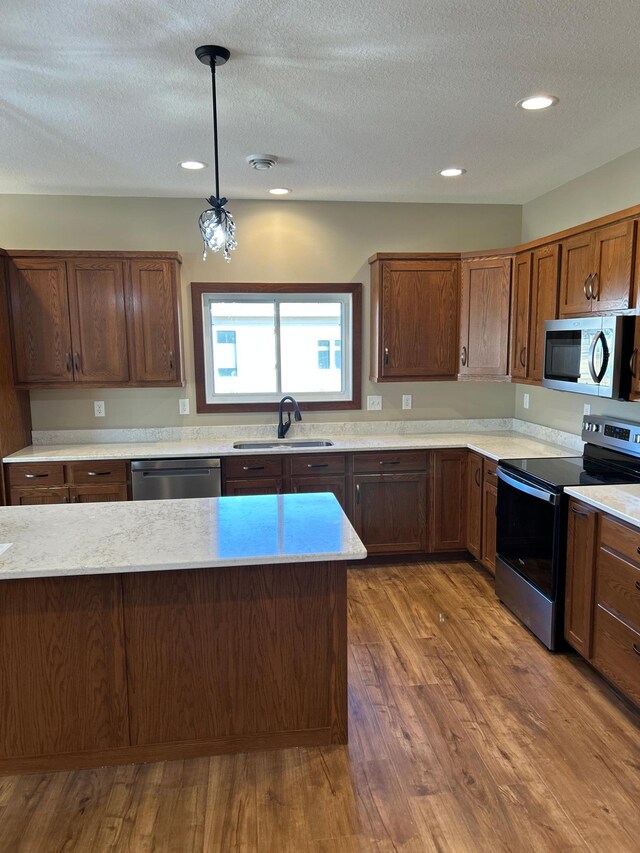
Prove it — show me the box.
[496,467,560,505]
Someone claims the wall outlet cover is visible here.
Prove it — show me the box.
[402,394,412,410]
[583,403,591,415]
[94,401,105,417]
[179,398,190,415]
[367,395,383,411]
[523,393,530,410]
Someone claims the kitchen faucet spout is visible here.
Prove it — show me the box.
[277,395,302,439]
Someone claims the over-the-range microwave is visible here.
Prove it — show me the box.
[542,315,635,398]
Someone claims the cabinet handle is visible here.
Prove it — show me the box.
[379,460,400,465]
[630,349,638,378]
[71,495,78,503]
[461,346,467,366]
[356,483,360,504]
[486,470,497,479]
[590,273,599,300]
[475,468,481,487]
[73,352,80,373]
[169,350,175,370]
[307,463,329,468]
[243,465,265,471]
[635,580,640,592]
[633,643,640,657]
[65,352,72,373]
[63,496,69,503]
[25,472,48,479]
[519,346,526,367]
[636,545,640,555]
[583,275,592,299]
[384,347,389,366]
[87,471,111,477]
[571,506,588,517]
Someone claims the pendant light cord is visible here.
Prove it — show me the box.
[210,60,220,201]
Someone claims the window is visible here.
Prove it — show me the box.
[191,283,362,412]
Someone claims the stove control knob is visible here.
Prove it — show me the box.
[634,434,640,444]
[593,424,600,432]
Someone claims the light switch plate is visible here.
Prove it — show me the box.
[402,394,412,410]
[179,398,190,415]
[367,395,383,411]
[523,393,530,410]
[94,400,105,417]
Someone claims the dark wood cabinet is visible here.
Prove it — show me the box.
[529,244,560,383]
[466,452,483,559]
[9,487,70,505]
[509,252,532,380]
[481,461,498,575]
[288,453,348,512]
[565,499,598,656]
[6,460,129,506]
[353,472,427,555]
[429,450,467,551]
[369,255,460,381]
[223,455,284,496]
[560,221,635,317]
[6,251,182,389]
[71,484,129,503]
[459,256,512,379]
[224,478,282,496]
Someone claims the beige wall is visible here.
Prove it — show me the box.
[0,195,521,430]
[521,146,640,242]
[514,384,640,436]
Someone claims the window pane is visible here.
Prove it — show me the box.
[210,302,277,394]
[280,302,343,393]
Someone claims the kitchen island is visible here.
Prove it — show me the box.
[0,492,365,774]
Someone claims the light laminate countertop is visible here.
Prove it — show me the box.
[3,431,578,464]
[565,484,640,529]
[0,492,367,581]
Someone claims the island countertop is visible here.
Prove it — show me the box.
[0,492,367,580]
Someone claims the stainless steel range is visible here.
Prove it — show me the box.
[495,416,640,650]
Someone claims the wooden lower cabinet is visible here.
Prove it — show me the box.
[564,500,598,656]
[71,484,128,503]
[429,450,467,551]
[290,475,347,509]
[223,455,283,496]
[481,479,498,575]
[224,478,283,496]
[9,486,70,505]
[6,460,129,505]
[466,452,483,559]
[353,472,427,554]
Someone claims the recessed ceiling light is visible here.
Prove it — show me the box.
[179,160,207,170]
[438,168,466,177]
[516,95,559,111]
[269,188,291,195]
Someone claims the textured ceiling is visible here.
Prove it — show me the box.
[2,0,640,203]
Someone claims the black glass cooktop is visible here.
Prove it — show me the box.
[499,453,640,491]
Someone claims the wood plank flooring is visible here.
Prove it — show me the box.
[0,560,638,852]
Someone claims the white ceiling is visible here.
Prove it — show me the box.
[3,0,640,204]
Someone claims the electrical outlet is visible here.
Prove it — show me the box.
[179,398,190,415]
[583,403,591,415]
[367,395,383,411]
[402,394,412,410]
[523,393,530,410]
[94,401,105,418]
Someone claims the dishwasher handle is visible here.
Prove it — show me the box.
[141,468,216,478]
[131,458,221,472]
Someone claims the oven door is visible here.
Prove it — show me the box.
[495,467,562,600]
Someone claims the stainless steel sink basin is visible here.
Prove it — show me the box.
[233,439,334,450]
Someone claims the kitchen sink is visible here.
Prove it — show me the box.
[233,439,334,450]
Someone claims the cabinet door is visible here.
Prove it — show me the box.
[224,478,283,496]
[430,450,467,551]
[8,259,73,384]
[459,258,511,378]
[9,487,70,506]
[353,473,427,554]
[481,481,497,575]
[375,260,459,379]
[128,260,181,384]
[509,252,532,380]
[71,484,129,503]
[290,475,347,513]
[559,232,594,317]
[529,244,560,382]
[591,220,635,312]
[67,259,129,384]
[564,501,598,656]
[466,452,483,559]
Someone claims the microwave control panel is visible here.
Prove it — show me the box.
[583,416,640,451]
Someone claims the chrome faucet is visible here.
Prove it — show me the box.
[277,395,302,439]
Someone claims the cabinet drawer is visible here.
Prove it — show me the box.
[289,454,346,475]
[483,459,498,484]
[352,451,427,473]
[224,456,283,478]
[596,547,640,630]
[67,461,128,485]
[7,463,65,487]
[599,514,640,567]
[592,605,640,706]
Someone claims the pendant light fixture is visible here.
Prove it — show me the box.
[195,45,237,262]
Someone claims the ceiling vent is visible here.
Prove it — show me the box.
[246,154,278,170]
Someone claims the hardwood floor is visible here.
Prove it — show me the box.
[0,560,638,852]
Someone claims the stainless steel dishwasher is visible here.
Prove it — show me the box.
[131,458,222,501]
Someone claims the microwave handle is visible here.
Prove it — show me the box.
[588,330,609,384]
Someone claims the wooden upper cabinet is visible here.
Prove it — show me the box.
[128,260,181,385]
[529,244,560,383]
[509,252,532,380]
[8,259,73,384]
[560,220,635,316]
[67,259,129,384]
[369,256,459,381]
[459,257,511,379]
